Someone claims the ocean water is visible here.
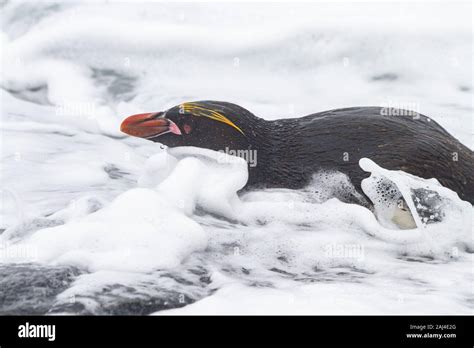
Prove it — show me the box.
[0,1,472,315]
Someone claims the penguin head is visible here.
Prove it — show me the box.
[121,101,259,152]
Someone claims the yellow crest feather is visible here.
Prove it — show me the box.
[181,102,244,135]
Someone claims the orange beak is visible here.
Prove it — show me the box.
[120,112,182,138]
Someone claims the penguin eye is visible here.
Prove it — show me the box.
[183,123,193,134]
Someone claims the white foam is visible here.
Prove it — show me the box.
[1,1,472,314]
[158,276,472,315]
[1,140,472,313]
[0,186,207,272]
[0,148,245,272]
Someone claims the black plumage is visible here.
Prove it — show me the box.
[125,101,474,205]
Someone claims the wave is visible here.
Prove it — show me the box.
[1,1,472,314]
